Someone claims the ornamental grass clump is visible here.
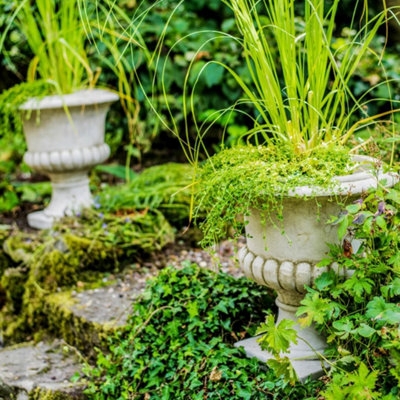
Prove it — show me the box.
[215,0,397,152]
[6,0,92,94]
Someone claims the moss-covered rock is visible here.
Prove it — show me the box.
[44,291,109,360]
[0,225,14,284]
[1,267,28,314]
[0,340,86,400]
[0,209,174,346]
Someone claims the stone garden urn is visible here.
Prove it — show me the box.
[20,89,119,229]
[235,156,398,380]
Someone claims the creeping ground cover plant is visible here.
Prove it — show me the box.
[84,263,324,399]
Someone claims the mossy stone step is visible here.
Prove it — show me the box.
[0,340,85,399]
[43,271,148,360]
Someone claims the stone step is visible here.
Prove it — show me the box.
[41,241,243,360]
[43,269,149,359]
[0,340,85,399]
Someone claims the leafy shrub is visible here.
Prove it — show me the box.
[84,263,323,399]
[298,183,400,399]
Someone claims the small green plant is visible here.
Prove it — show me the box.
[83,263,323,399]
[195,144,352,247]
[97,162,195,224]
[295,183,400,398]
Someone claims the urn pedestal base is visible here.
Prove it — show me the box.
[234,336,326,382]
[27,171,92,230]
[235,299,327,381]
[236,245,330,381]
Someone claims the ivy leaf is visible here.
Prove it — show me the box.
[256,315,297,355]
[186,301,199,318]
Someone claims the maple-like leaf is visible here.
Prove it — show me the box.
[256,315,297,356]
[342,275,373,299]
[297,293,334,326]
[366,297,400,325]
[267,357,298,385]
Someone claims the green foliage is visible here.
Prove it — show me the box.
[298,183,400,398]
[98,163,195,224]
[196,144,352,247]
[256,315,297,357]
[9,0,91,93]
[84,263,322,399]
[161,0,397,164]
[256,315,299,385]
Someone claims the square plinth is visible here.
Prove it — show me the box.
[235,336,327,382]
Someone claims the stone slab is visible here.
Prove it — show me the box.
[0,340,85,399]
[44,271,150,359]
[68,273,146,327]
[235,336,326,382]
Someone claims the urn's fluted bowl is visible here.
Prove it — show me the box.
[20,89,119,229]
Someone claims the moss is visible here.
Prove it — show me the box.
[28,388,85,400]
[44,291,114,361]
[0,225,16,282]
[196,144,353,247]
[1,267,28,314]
[3,233,37,264]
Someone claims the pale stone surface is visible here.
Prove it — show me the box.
[0,340,85,398]
[237,158,399,378]
[69,273,147,326]
[235,336,326,382]
[20,89,119,229]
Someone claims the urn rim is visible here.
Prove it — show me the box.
[19,88,119,111]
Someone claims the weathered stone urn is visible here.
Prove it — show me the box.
[235,156,398,380]
[20,89,119,229]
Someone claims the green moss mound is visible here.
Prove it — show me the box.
[196,144,353,247]
[84,263,322,399]
[28,388,84,400]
